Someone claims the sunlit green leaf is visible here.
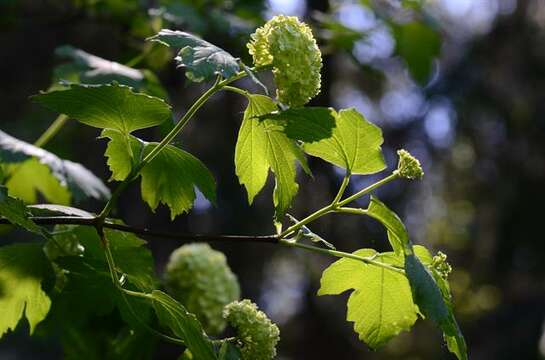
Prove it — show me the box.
[234,94,309,219]
[149,29,240,82]
[318,248,417,348]
[303,108,385,175]
[32,83,171,134]
[5,160,71,204]
[0,243,53,338]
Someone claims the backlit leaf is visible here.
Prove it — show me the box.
[234,94,309,219]
[365,196,410,255]
[0,243,53,338]
[318,248,417,348]
[303,108,385,175]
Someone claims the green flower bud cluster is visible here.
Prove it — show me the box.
[395,149,424,180]
[165,243,240,335]
[223,299,280,360]
[247,15,322,107]
[432,251,452,279]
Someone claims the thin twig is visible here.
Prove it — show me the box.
[0,216,279,243]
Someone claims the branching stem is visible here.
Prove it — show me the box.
[279,172,399,239]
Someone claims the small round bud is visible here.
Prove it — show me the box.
[165,243,240,335]
[432,251,452,279]
[395,149,424,180]
[247,15,322,107]
[223,299,280,360]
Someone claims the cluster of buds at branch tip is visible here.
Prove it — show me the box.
[432,251,452,279]
[395,149,424,180]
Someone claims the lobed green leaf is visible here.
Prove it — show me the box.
[0,243,53,338]
[102,130,216,219]
[302,108,385,175]
[234,94,309,219]
[318,248,417,348]
[32,83,171,134]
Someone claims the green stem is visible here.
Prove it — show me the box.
[99,229,186,346]
[336,173,399,207]
[222,85,249,97]
[280,239,404,274]
[336,207,367,216]
[331,173,350,205]
[279,172,398,239]
[279,205,334,238]
[34,114,69,147]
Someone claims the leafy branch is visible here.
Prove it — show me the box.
[0,17,466,360]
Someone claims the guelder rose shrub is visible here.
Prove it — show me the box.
[0,15,466,360]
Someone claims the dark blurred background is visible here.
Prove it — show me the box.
[1,0,545,359]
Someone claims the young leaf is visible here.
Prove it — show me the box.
[365,196,410,255]
[149,29,240,82]
[0,130,110,203]
[303,108,385,175]
[260,107,336,142]
[151,290,216,360]
[0,243,53,338]
[32,83,171,134]
[318,249,417,348]
[235,94,309,219]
